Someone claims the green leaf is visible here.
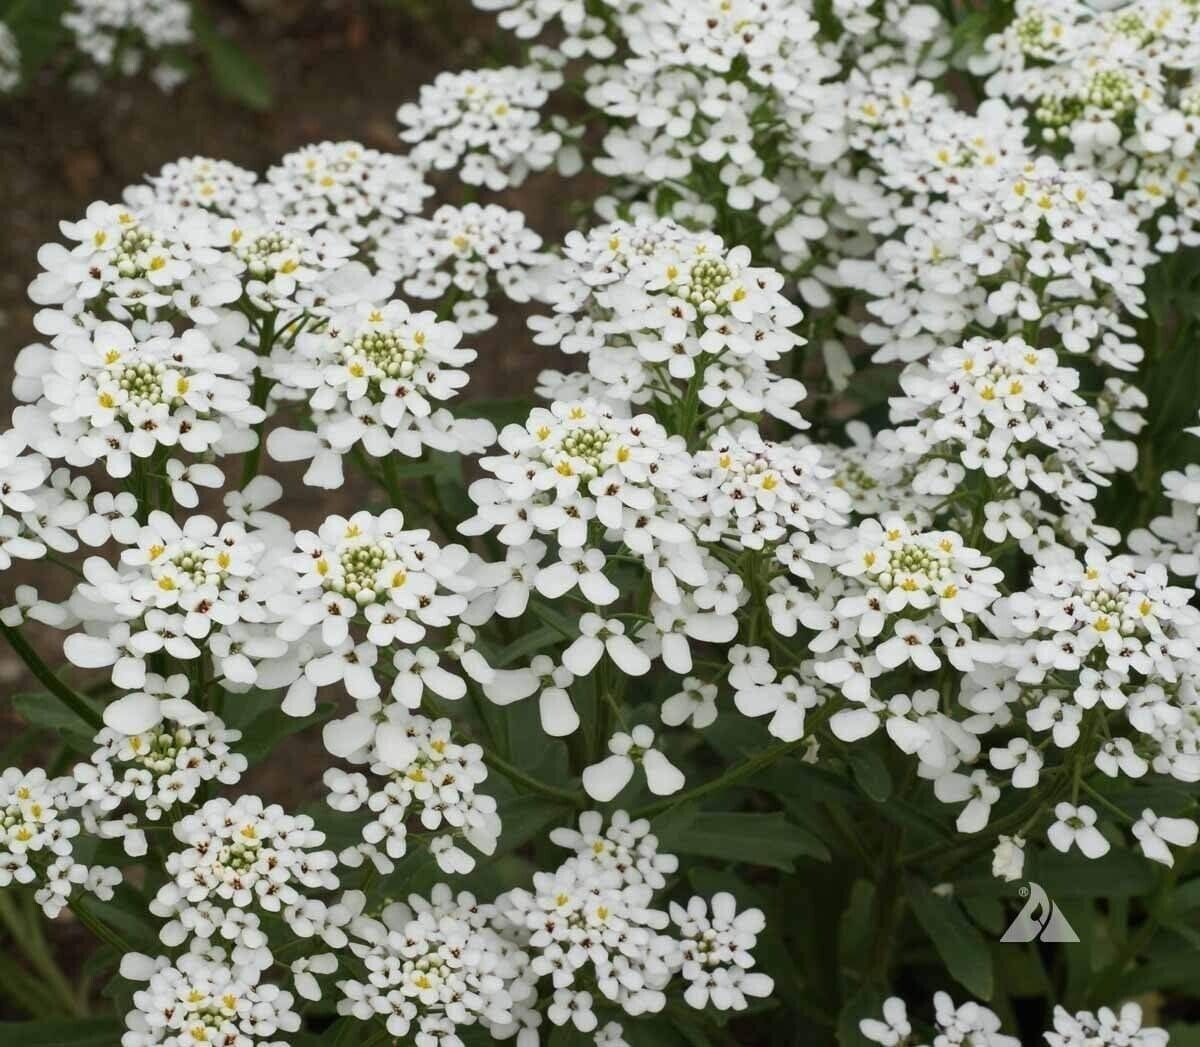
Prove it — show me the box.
[837,987,890,1047]
[548,1025,597,1047]
[492,794,573,855]
[191,10,272,111]
[1029,847,1156,899]
[492,626,562,668]
[907,881,994,1000]
[11,690,99,745]
[1168,875,1200,915]
[1165,1025,1200,1047]
[1,0,69,80]
[77,887,162,953]
[847,746,892,803]
[0,1020,123,1046]
[228,699,335,764]
[655,810,828,871]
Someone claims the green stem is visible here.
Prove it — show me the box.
[632,737,807,819]
[481,750,588,807]
[68,897,134,954]
[676,355,711,451]
[239,311,278,488]
[1087,864,1178,1004]
[0,893,81,1017]
[0,622,102,730]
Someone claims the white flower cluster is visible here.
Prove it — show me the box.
[493,810,772,1028]
[120,949,301,1047]
[974,0,1200,248]
[63,511,291,691]
[265,300,493,487]
[324,709,500,875]
[377,202,549,332]
[268,508,486,714]
[0,766,121,918]
[532,219,809,428]
[72,691,246,857]
[3,0,1200,1038]
[840,157,1154,370]
[149,795,338,951]
[889,336,1134,515]
[1132,461,1200,586]
[397,63,566,190]
[63,0,193,90]
[336,883,530,1042]
[325,812,773,1043]
[123,157,261,219]
[260,141,432,261]
[862,995,1167,1047]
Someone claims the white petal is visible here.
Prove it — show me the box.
[582,754,634,802]
[539,688,580,737]
[103,692,161,735]
[323,713,377,758]
[642,749,685,796]
[606,635,651,676]
[830,708,879,742]
[64,633,117,668]
[562,635,604,676]
[376,723,419,770]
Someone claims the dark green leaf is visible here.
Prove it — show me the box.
[492,794,573,855]
[0,1020,123,1046]
[2,0,69,80]
[11,690,99,744]
[230,699,335,764]
[78,887,162,952]
[837,987,890,1047]
[847,746,892,803]
[1029,847,1156,899]
[492,626,562,668]
[907,881,994,999]
[655,810,827,871]
[191,11,272,110]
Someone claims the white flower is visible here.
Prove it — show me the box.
[671,892,773,1011]
[661,677,718,729]
[582,725,684,801]
[548,989,598,1032]
[563,614,651,677]
[861,997,913,1047]
[530,655,580,736]
[1132,809,1198,867]
[933,769,1000,833]
[1047,802,1111,859]
[991,835,1026,882]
